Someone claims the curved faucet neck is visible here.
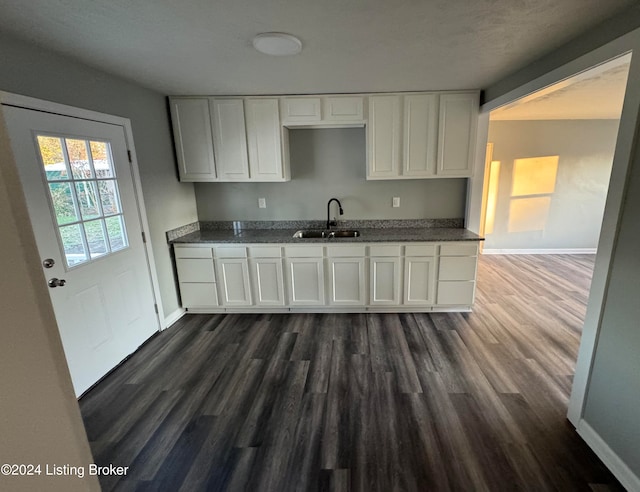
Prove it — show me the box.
[327,198,343,229]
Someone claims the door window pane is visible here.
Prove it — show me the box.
[84,219,108,258]
[90,141,114,178]
[76,181,101,220]
[98,179,121,215]
[105,216,128,252]
[66,138,93,179]
[49,182,78,225]
[38,136,68,180]
[59,223,88,266]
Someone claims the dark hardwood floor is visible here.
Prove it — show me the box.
[80,254,624,491]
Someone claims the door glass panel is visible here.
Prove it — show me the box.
[98,179,121,215]
[105,216,127,252]
[90,141,113,178]
[59,223,89,266]
[66,139,94,179]
[75,181,101,220]
[37,134,130,268]
[48,182,78,225]
[37,136,68,180]
[84,219,108,258]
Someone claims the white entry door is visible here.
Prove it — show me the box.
[3,105,159,396]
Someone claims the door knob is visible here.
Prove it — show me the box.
[48,278,66,288]
[42,258,55,268]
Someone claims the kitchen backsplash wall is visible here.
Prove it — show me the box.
[195,128,467,221]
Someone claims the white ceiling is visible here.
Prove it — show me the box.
[0,0,636,96]
[490,55,631,120]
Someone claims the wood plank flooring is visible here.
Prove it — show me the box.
[80,254,624,491]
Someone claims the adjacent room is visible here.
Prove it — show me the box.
[1,1,640,491]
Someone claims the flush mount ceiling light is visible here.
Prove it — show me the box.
[253,32,302,56]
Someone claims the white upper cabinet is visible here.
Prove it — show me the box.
[169,98,217,182]
[403,94,438,177]
[437,92,479,177]
[281,96,365,126]
[211,99,250,181]
[245,98,290,181]
[322,96,364,123]
[367,95,402,178]
[366,91,478,180]
[281,97,322,124]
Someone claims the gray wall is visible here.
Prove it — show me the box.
[485,120,619,250]
[0,31,197,318]
[196,128,467,221]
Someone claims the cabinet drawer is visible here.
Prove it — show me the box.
[437,281,475,305]
[439,256,477,281]
[440,242,478,256]
[285,245,324,257]
[326,245,366,257]
[248,246,282,258]
[214,246,247,258]
[369,244,401,257]
[180,282,219,308]
[174,246,213,259]
[405,244,437,257]
[176,258,216,283]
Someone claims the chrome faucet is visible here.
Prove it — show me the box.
[327,198,343,230]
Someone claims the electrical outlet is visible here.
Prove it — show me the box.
[258,198,266,209]
[392,197,400,208]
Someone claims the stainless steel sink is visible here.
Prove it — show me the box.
[292,229,360,239]
[292,230,327,238]
[328,230,360,238]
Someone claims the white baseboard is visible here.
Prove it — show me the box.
[163,307,186,329]
[482,248,597,255]
[577,420,640,491]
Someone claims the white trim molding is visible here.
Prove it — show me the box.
[164,308,187,329]
[482,248,597,255]
[577,420,640,491]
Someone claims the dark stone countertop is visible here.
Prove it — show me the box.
[170,227,483,244]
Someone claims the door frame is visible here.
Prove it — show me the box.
[466,30,640,431]
[0,91,165,330]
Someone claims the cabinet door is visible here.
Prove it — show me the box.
[367,95,401,179]
[250,258,285,306]
[245,98,287,181]
[323,96,364,122]
[437,93,478,177]
[180,283,219,308]
[281,97,321,124]
[211,99,250,180]
[328,257,366,306]
[285,258,325,306]
[370,257,401,305]
[169,98,217,181]
[216,258,252,306]
[403,257,436,305]
[403,94,438,177]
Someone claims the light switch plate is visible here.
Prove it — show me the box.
[392,197,400,208]
[258,198,267,208]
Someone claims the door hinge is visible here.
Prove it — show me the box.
[154,303,159,314]
[142,231,147,243]
[127,150,132,163]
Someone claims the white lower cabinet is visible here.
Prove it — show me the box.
[250,258,285,306]
[403,256,437,305]
[327,257,366,306]
[216,258,252,306]
[175,241,479,311]
[370,257,401,305]
[285,258,325,306]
